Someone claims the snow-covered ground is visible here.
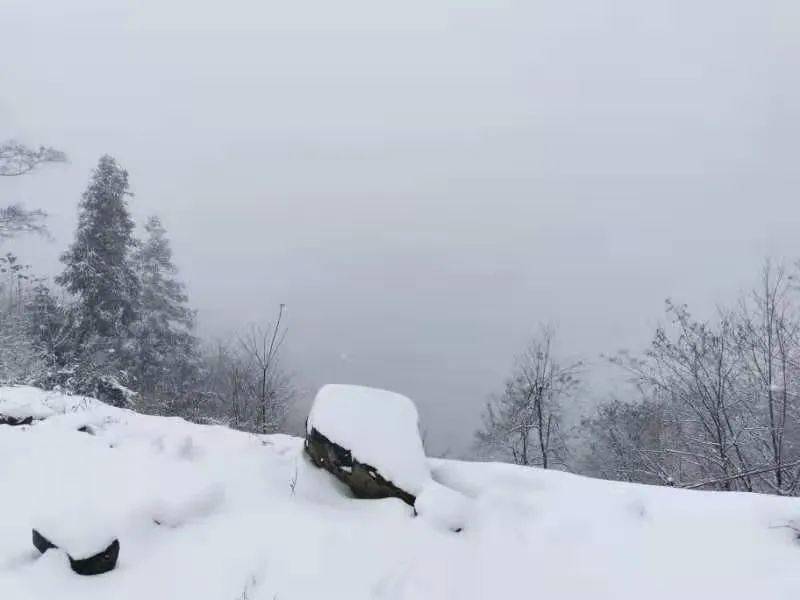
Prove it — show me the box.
[1,386,799,599]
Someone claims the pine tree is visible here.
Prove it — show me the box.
[56,155,140,401]
[132,215,199,409]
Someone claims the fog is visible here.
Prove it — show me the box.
[2,0,799,454]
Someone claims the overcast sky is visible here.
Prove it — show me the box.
[2,0,799,454]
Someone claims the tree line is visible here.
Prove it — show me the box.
[476,262,800,496]
[0,142,293,433]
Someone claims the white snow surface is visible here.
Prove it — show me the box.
[1,385,799,599]
[307,384,432,494]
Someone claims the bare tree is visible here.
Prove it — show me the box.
[0,205,48,240]
[224,341,247,429]
[476,326,581,468]
[0,140,66,240]
[191,318,295,434]
[612,301,755,490]
[579,397,679,485]
[574,261,800,496]
[732,260,800,494]
[0,258,41,383]
[0,141,66,177]
[239,304,293,434]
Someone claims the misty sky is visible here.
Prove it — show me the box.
[2,0,799,455]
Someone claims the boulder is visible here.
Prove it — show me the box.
[32,529,120,576]
[305,426,416,505]
[304,385,431,506]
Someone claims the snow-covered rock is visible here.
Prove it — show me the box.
[32,529,120,576]
[2,385,800,599]
[33,509,119,561]
[305,384,431,503]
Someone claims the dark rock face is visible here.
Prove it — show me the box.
[32,529,120,576]
[32,529,57,553]
[305,427,416,506]
[0,414,33,426]
[69,539,120,575]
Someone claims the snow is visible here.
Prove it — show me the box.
[34,512,119,561]
[1,385,800,599]
[413,481,471,532]
[0,386,96,420]
[307,384,432,494]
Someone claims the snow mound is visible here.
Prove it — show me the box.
[34,511,119,561]
[307,384,431,494]
[414,481,471,532]
[0,386,98,420]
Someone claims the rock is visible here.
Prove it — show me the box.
[32,529,57,554]
[304,385,432,507]
[69,539,120,576]
[0,414,33,426]
[305,426,417,506]
[31,529,120,576]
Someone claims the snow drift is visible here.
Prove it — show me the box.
[1,385,799,599]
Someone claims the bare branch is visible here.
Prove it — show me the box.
[0,141,66,177]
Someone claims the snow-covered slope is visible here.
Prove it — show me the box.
[1,386,799,599]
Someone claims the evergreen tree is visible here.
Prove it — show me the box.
[132,215,199,408]
[26,279,70,374]
[56,155,140,401]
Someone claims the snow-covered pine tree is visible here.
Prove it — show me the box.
[132,215,199,412]
[56,155,140,404]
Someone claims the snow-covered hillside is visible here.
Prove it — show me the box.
[1,386,799,599]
